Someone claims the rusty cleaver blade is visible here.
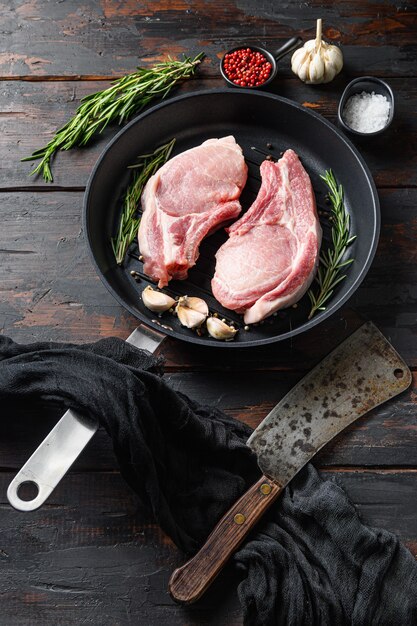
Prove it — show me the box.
[168,322,412,604]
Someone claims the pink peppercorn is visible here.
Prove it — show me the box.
[222,47,272,87]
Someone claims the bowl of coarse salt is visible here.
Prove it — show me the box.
[338,76,394,136]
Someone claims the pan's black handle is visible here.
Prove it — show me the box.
[273,36,302,63]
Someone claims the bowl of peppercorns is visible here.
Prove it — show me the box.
[220,37,302,89]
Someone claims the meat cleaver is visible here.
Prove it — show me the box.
[168,322,411,604]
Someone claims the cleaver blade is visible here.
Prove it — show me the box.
[247,321,412,486]
[169,322,412,605]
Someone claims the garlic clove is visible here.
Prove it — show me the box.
[206,316,238,341]
[304,39,316,53]
[323,64,336,83]
[297,56,311,83]
[325,44,343,66]
[308,52,325,84]
[142,285,176,313]
[178,307,207,329]
[176,295,208,329]
[323,46,343,83]
[290,47,306,75]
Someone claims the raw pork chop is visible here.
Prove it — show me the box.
[212,149,321,324]
[138,136,247,288]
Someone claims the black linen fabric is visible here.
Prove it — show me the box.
[1,335,416,625]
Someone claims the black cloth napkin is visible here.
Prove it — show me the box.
[1,335,416,625]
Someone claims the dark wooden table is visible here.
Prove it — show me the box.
[1,2,416,624]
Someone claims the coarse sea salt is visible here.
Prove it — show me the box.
[342,91,391,133]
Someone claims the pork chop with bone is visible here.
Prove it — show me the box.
[212,149,322,324]
[138,136,247,288]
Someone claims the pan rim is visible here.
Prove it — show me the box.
[83,87,380,348]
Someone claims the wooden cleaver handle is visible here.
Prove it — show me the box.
[168,475,283,604]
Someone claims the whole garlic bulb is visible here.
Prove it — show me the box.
[291,19,343,84]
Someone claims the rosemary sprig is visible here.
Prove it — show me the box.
[111,138,176,265]
[308,170,356,319]
[22,53,203,182]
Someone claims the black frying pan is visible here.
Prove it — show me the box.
[84,89,380,348]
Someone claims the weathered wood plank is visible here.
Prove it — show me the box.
[0,188,415,367]
[0,0,416,78]
[1,371,415,471]
[0,470,416,625]
[0,77,415,188]
[0,477,241,625]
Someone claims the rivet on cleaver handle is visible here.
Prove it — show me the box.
[7,324,165,512]
[169,322,412,604]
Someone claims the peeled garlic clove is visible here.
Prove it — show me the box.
[142,285,176,313]
[176,296,208,329]
[206,316,238,341]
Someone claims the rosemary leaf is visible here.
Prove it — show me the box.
[112,138,176,265]
[307,170,356,319]
[22,54,203,182]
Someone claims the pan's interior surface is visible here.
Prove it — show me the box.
[84,89,379,347]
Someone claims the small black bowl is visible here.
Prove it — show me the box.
[220,37,302,89]
[338,76,394,137]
